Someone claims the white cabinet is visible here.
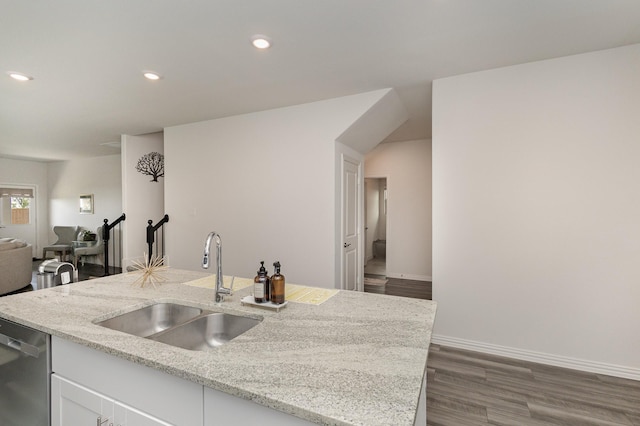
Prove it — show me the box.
[52,337,202,426]
[52,374,170,426]
[52,375,109,426]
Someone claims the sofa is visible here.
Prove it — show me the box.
[0,238,33,295]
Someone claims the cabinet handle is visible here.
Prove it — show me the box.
[97,416,110,426]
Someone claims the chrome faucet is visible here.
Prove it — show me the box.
[202,232,233,303]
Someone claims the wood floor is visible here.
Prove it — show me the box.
[362,278,640,425]
[364,275,432,300]
[427,345,640,425]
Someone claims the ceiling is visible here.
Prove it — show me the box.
[2,1,640,162]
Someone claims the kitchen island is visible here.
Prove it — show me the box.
[0,269,436,425]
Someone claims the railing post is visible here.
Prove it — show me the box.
[146,220,155,262]
[103,218,110,276]
[146,214,169,264]
[102,214,126,276]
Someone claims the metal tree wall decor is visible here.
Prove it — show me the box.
[136,152,164,182]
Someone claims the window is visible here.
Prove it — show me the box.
[0,187,34,226]
[11,197,31,225]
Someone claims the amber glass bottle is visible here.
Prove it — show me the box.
[271,261,285,304]
[253,261,269,303]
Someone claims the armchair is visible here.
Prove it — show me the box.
[73,226,104,267]
[42,226,79,261]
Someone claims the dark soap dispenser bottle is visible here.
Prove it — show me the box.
[254,261,269,303]
[271,261,285,305]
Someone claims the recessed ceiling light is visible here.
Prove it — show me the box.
[7,72,33,81]
[143,71,162,80]
[251,35,271,49]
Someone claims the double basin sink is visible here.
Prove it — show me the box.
[96,303,261,351]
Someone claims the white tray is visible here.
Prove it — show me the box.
[240,295,288,312]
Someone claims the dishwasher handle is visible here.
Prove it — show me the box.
[0,333,40,358]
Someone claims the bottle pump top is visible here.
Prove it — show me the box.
[258,261,267,276]
[273,261,281,273]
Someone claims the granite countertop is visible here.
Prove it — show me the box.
[0,269,437,426]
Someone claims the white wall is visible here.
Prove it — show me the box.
[48,155,122,245]
[121,132,164,265]
[0,157,49,256]
[365,139,432,281]
[432,44,640,378]
[165,92,388,288]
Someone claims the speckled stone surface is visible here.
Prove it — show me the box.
[0,269,437,426]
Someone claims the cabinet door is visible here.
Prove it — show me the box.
[114,402,173,426]
[51,374,114,426]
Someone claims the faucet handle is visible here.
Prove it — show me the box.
[217,276,234,295]
[215,278,232,303]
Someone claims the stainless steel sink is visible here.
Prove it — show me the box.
[96,303,202,337]
[150,313,262,350]
[95,303,261,350]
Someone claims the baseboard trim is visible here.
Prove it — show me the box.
[431,334,640,381]
[386,272,432,282]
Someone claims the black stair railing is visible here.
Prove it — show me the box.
[146,214,169,263]
[102,213,126,276]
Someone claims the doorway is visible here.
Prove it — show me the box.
[364,178,387,278]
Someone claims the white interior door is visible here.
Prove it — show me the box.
[342,158,360,291]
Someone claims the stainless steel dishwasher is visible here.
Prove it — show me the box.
[0,318,50,426]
